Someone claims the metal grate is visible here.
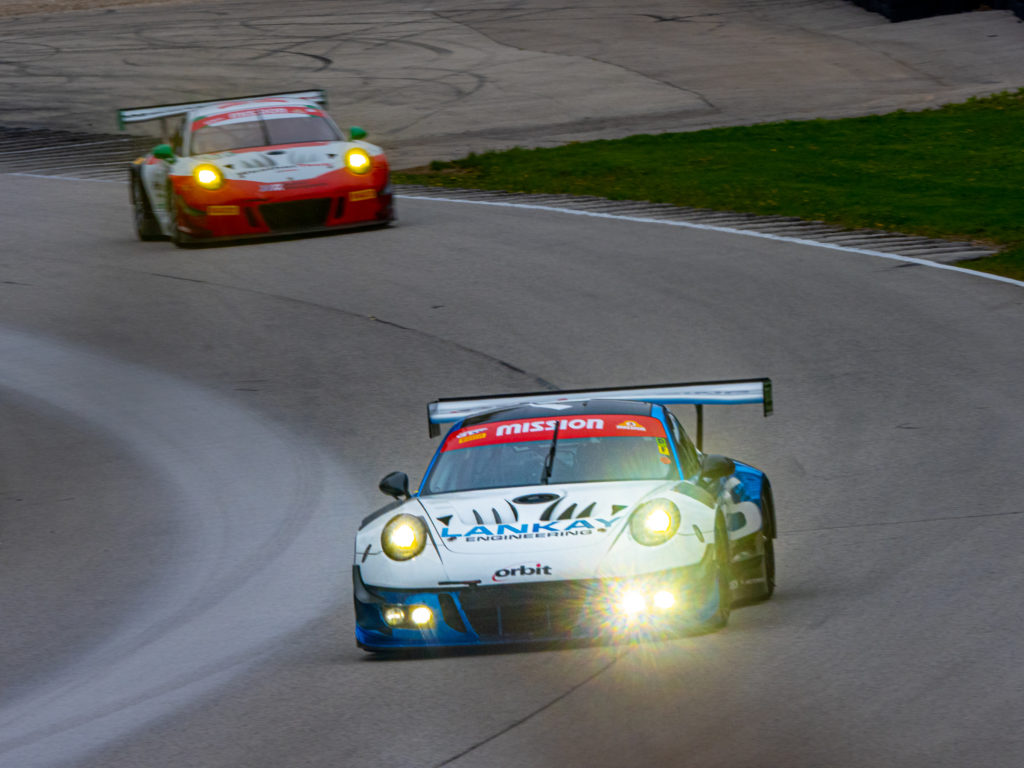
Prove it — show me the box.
[456,581,592,639]
[258,198,331,231]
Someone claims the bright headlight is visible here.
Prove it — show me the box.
[621,590,647,615]
[410,606,433,626]
[345,148,372,174]
[630,499,681,546]
[381,514,428,561]
[193,164,223,190]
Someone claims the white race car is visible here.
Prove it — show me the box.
[354,380,776,652]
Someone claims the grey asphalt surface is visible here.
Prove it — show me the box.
[2,2,1024,767]
[0,1,1022,167]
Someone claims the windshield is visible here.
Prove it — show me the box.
[189,110,340,155]
[423,414,677,494]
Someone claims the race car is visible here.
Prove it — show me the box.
[353,379,776,652]
[118,90,393,245]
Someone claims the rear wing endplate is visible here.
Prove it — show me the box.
[117,89,328,130]
[427,378,772,448]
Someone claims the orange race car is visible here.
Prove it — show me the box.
[119,90,394,246]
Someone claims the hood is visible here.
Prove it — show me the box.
[193,142,350,184]
[358,480,715,588]
[419,480,670,552]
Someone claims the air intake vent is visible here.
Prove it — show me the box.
[259,198,330,231]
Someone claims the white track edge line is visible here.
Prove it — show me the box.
[400,194,1024,289]
[5,172,1019,289]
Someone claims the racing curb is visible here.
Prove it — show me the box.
[396,185,1001,267]
[1,125,1016,286]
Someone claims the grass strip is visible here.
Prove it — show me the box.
[395,90,1024,281]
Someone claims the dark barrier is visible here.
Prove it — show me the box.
[847,0,1019,21]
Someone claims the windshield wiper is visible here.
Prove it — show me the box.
[540,421,560,485]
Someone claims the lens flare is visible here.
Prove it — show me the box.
[621,590,647,615]
[653,590,676,610]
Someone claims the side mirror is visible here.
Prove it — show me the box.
[153,144,175,162]
[349,126,367,141]
[379,471,410,500]
[699,454,735,484]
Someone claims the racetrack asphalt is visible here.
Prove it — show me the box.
[2,3,1024,767]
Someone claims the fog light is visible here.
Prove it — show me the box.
[621,590,647,615]
[653,590,675,610]
[382,606,405,627]
[410,606,433,626]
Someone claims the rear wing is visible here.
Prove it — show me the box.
[117,89,328,132]
[427,378,772,448]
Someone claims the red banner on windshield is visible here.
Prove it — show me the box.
[193,105,322,129]
[442,415,666,451]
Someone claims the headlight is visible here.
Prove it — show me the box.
[381,514,428,561]
[381,604,434,628]
[193,164,223,190]
[345,148,372,174]
[629,499,681,546]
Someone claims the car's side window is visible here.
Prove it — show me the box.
[666,411,701,478]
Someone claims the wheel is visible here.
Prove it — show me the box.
[130,172,164,241]
[747,482,776,601]
[167,191,191,248]
[703,515,733,629]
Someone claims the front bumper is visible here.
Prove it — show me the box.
[172,168,394,241]
[353,551,719,651]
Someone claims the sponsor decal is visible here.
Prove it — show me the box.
[656,438,671,456]
[194,106,317,129]
[206,205,240,216]
[260,183,285,192]
[616,420,647,432]
[455,426,488,444]
[441,517,623,542]
[496,418,603,437]
[493,563,552,582]
[349,189,378,201]
[442,414,667,451]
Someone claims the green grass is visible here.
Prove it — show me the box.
[395,90,1024,281]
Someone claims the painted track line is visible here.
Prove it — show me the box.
[399,193,1024,289]
[3,169,1020,289]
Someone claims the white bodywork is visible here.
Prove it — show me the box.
[356,480,727,589]
[138,139,384,236]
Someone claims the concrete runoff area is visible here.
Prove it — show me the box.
[0,1,1020,166]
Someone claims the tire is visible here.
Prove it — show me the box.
[167,191,191,248]
[703,515,733,629]
[130,172,164,241]
[748,483,776,602]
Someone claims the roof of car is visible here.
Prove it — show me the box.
[189,97,324,121]
[461,399,655,427]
